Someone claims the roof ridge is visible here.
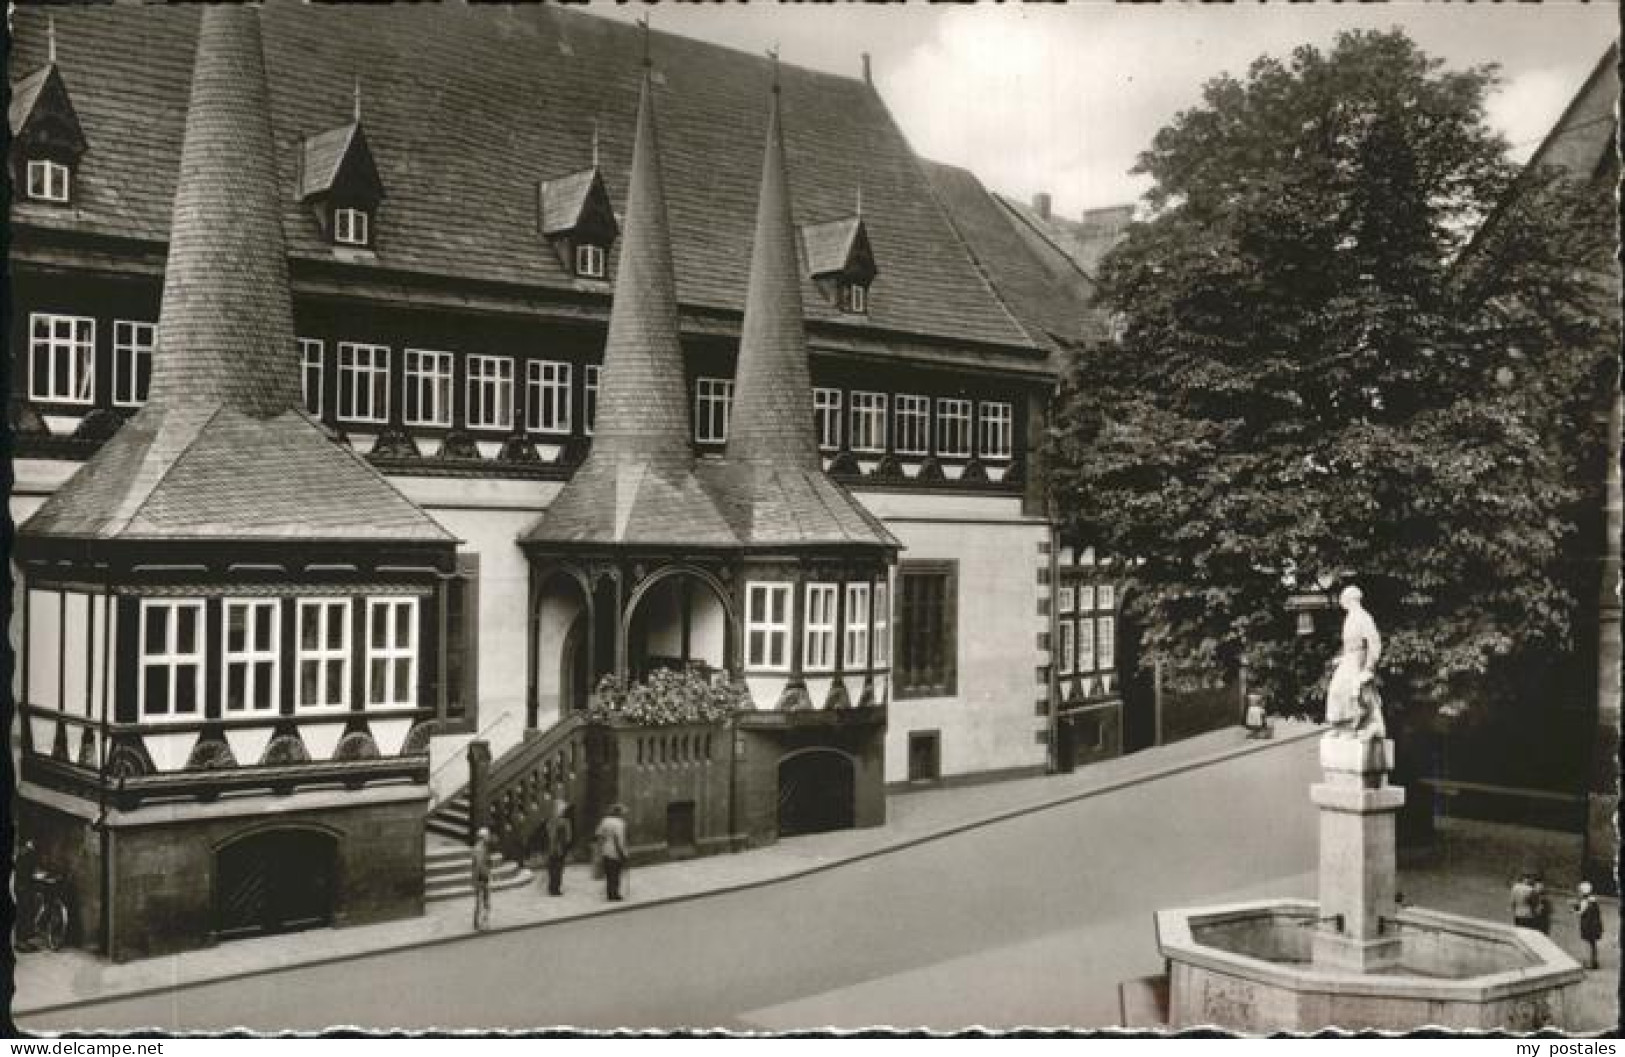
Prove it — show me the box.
[993,193,1104,286]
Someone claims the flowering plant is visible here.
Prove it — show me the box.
[586,668,751,727]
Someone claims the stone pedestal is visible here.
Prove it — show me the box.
[1311,734,1405,972]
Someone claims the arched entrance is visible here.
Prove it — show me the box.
[622,566,735,680]
[777,749,856,836]
[215,827,337,940]
[533,567,593,728]
[1119,593,1156,754]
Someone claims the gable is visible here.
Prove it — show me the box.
[9,65,88,160]
[299,122,384,204]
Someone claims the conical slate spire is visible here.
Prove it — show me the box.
[724,84,820,470]
[588,69,693,465]
[145,5,300,417]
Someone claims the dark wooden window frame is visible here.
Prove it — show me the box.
[893,559,958,700]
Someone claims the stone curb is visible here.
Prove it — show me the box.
[19,725,1322,1019]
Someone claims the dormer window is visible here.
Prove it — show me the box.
[26,158,70,203]
[540,166,619,280]
[801,214,879,316]
[333,206,370,247]
[575,243,607,279]
[298,120,385,251]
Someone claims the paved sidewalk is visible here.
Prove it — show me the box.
[14,721,1318,1017]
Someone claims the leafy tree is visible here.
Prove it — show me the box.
[1048,29,1614,721]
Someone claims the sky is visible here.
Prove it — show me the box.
[591,1,1619,218]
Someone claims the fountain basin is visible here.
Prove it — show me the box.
[1157,899,1585,1032]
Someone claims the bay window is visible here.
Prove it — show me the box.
[366,598,419,708]
[139,599,205,720]
[223,599,280,714]
[297,599,351,710]
[844,582,871,669]
[745,583,791,671]
[804,583,838,672]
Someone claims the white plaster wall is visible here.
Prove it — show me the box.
[690,589,727,668]
[534,588,584,727]
[391,476,556,799]
[857,490,1048,781]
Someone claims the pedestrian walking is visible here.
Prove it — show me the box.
[544,799,574,897]
[471,826,493,930]
[1531,876,1552,935]
[1510,870,1538,930]
[595,803,629,902]
[1573,882,1603,970]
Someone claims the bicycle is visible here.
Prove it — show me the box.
[22,870,70,952]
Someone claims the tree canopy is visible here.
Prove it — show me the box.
[1047,29,1615,718]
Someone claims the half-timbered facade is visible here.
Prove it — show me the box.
[10,4,1120,956]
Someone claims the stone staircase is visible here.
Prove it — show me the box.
[424,834,533,903]
[427,791,475,844]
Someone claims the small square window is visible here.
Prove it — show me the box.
[334,206,370,247]
[26,159,70,203]
[575,243,607,279]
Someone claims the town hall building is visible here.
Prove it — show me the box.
[8,4,1123,958]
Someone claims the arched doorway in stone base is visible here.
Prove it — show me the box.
[776,748,856,837]
[214,826,338,941]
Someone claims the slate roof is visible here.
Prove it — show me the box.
[997,197,1133,284]
[9,66,53,135]
[20,6,452,546]
[8,63,88,156]
[10,3,1039,356]
[922,161,1107,354]
[539,168,601,235]
[298,121,382,202]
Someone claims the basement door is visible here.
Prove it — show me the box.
[215,828,338,940]
[777,750,856,837]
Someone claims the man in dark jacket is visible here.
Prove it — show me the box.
[543,800,574,896]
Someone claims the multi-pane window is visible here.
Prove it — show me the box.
[29,313,95,404]
[804,583,838,672]
[850,391,887,453]
[813,387,842,451]
[223,600,280,714]
[575,243,606,279]
[300,339,324,417]
[337,343,390,423]
[1078,586,1096,613]
[840,282,867,314]
[526,360,572,434]
[695,378,733,444]
[466,355,515,430]
[979,401,1014,460]
[1099,585,1116,611]
[745,583,791,671]
[936,398,972,458]
[844,582,871,669]
[26,159,70,203]
[403,349,454,427]
[297,599,351,710]
[1097,616,1116,671]
[366,598,418,708]
[139,600,205,720]
[895,563,955,698]
[334,207,370,247]
[1058,620,1075,676]
[1058,586,1075,614]
[1077,617,1096,673]
[113,321,156,407]
[583,364,600,434]
[895,394,930,456]
[874,581,890,667]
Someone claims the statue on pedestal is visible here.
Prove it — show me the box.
[1326,585,1384,740]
